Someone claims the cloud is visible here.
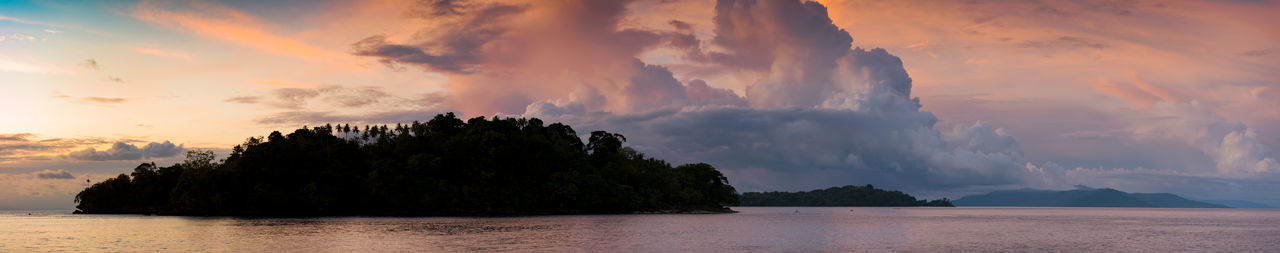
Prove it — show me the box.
[353,0,677,114]
[1017,36,1106,50]
[1132,101,1278,174]
[0,133,34,141]
[224,96,263,104]
[0,133,111,163]
[107,76,124,83]
[82,59,100,70]
[35,170,74,179]
[251,85,394,109]
[66,141,185,161]
[271,87,322,109]
[129,1,334,60]
[1243,49,1271,56]
[3,34,36,41]
[511,0,1040,192]
[351,0,1275,201]
[1088,73,1185,108]
[407,0,468,17]
[1085,72,1277,176]
[241,85,447,126]
[1089,77,1160,108]
[351,3,529,73]
[43,29,60,34]
[82,97,127,104]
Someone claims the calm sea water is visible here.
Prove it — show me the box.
[3,207,1279,252]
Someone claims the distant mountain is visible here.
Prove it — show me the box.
[1200,199,1274,209]
[954,188,1228,208]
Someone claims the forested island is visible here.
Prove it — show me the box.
[739,185,953,207]
[74,113,740,216]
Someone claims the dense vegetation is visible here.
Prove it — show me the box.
[739,185,953,207]
[75,113,740,216]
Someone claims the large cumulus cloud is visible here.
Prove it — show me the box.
[350,0,1278,200]
[349,0,1042,192]
[514,0,1034,192]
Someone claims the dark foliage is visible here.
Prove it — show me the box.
[739,185,953,207]
[75,113,740,216]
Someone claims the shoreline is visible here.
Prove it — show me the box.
[71,207,738,218]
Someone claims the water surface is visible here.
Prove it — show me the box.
[4,207,1278,252]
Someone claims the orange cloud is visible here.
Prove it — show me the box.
[1089,77,1159,108]
[1127,72,1184,103]
[130,1,332,60]
[1089,73,1186,108]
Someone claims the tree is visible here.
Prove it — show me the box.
[74,113,740,216]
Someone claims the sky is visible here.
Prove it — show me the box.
[0,0,1276,209]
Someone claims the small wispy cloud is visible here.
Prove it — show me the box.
[1243,49,1271,56]
[82,59,100,70]
[43,29,61,34]
[82,97,127,104]
[224,96,263,104]
[2,34,37,41]
[129,2,334,60]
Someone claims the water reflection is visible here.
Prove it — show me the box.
[3,207,1280,252]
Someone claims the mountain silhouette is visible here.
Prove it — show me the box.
[954,188,1226,208]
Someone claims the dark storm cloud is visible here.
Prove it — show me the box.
[535,106,1033,192]
[66,141,184,161]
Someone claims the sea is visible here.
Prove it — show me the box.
[3,207,1278,252]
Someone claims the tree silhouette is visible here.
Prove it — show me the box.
[74,113,740,216]
[739,185,953,207]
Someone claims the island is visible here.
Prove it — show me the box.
[953,186,1227,208]
[738,185,954,207]
[74,113,740,216]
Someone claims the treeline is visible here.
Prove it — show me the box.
[75,113,740,216]
[739,185,953,207]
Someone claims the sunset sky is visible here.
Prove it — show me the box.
[1,0,1277,209]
